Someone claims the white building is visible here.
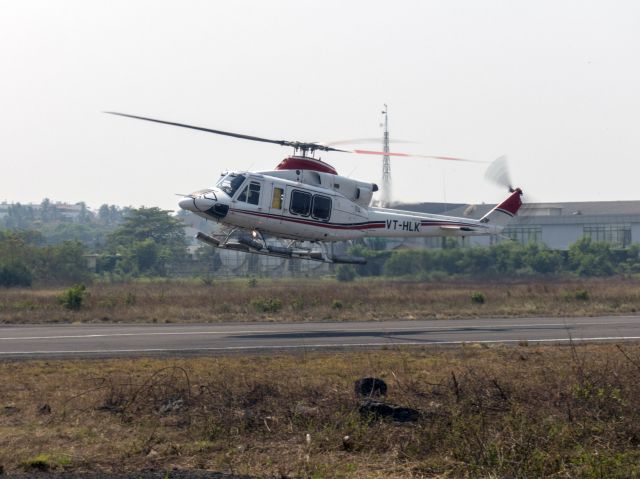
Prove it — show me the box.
[396,200,640,249]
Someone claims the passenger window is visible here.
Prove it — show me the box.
[290,190,312,216]
[247,182,261,205]
[272,187,284,209]
[237,185,248,202]
[312,195,332,221]
[237,181,261,205]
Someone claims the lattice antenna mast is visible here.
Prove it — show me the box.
[381,104,391,207]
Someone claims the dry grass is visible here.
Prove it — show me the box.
[2,344,640,477]
[1,277,640,325]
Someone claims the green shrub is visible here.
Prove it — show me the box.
[562,289,590,301]
[471,291,485,304]
[332,299,344,310]
[22,454,50,471]
[247,277,258,288]
[59,284,87,310]
[574,289,590,301]
[250,297,282,313]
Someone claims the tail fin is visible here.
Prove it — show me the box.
[480,188,523,227]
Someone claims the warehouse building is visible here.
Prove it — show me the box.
[397,200,640,250]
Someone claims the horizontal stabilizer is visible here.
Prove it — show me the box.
[439,225,476,232]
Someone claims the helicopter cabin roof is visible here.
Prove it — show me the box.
[275,156,338,175]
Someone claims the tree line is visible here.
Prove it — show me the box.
[2,198,640,286]
[339,238,640,281]
[0,206,186,287]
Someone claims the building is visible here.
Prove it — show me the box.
[0,201,89,221]
[396,200,640,250]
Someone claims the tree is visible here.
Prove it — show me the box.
[569,237,614,277]
[107,207,187,276]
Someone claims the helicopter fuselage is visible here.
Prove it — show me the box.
[179,168,519,242]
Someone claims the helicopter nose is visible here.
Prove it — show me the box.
[178,197,197,212]
[193,196,216,212]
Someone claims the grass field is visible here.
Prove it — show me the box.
[1,276,640,324]
[2,343,640,478]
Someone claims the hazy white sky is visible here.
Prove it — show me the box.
[1,0,639,211]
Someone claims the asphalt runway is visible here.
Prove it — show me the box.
[1,315,640,359]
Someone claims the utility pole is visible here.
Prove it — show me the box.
[381,104,391,207]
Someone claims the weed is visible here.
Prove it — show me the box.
[562,289,591,301]
[22,454,50,471]
[247,277,258,288]
[291,297,306,311]
[250,297,282,313]
[217,303,232,313]
[574,289,590,301]
[3,345,640,477]
[332,299,343,310]
[471,291,485,304]
[59,284,86,311]
[4,277,640,325]
[124,291,136,306]
[12,301,36,310]
[97,298,117,309]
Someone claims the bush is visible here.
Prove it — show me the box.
[332,299,344,309]
[22,454,50,471]
[250,297,282,313]
[574,289,590,301]
[59,284,87,310]
[471,291,485,304]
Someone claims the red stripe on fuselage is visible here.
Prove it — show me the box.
[228,208,476,231]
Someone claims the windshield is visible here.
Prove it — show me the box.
[216,173,246,197]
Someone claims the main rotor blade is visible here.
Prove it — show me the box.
[323,137,418,146]
[105,111,289,146]
[104,112,347,152]
[352,149,485,163]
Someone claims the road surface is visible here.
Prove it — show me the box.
[1,315,640,359]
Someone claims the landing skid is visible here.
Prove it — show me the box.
[195,231,366,264]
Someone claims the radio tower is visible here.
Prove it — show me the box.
[381,104,391,207]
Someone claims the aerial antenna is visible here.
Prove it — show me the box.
[381,104,391,207]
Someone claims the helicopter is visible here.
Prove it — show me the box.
[106,112,523,264]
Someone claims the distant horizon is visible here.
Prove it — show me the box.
[5,194,640,217]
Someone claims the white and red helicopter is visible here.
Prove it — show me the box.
[107,112,523,264]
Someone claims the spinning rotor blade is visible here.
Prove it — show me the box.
[485,155,514,191]
[323,137,418,147]
[352,149,484,163]
[104,112,348,153]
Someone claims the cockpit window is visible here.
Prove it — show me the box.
[216,173,246,197]
[237,181,261,205]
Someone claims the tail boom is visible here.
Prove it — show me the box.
[480,188,523,227]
